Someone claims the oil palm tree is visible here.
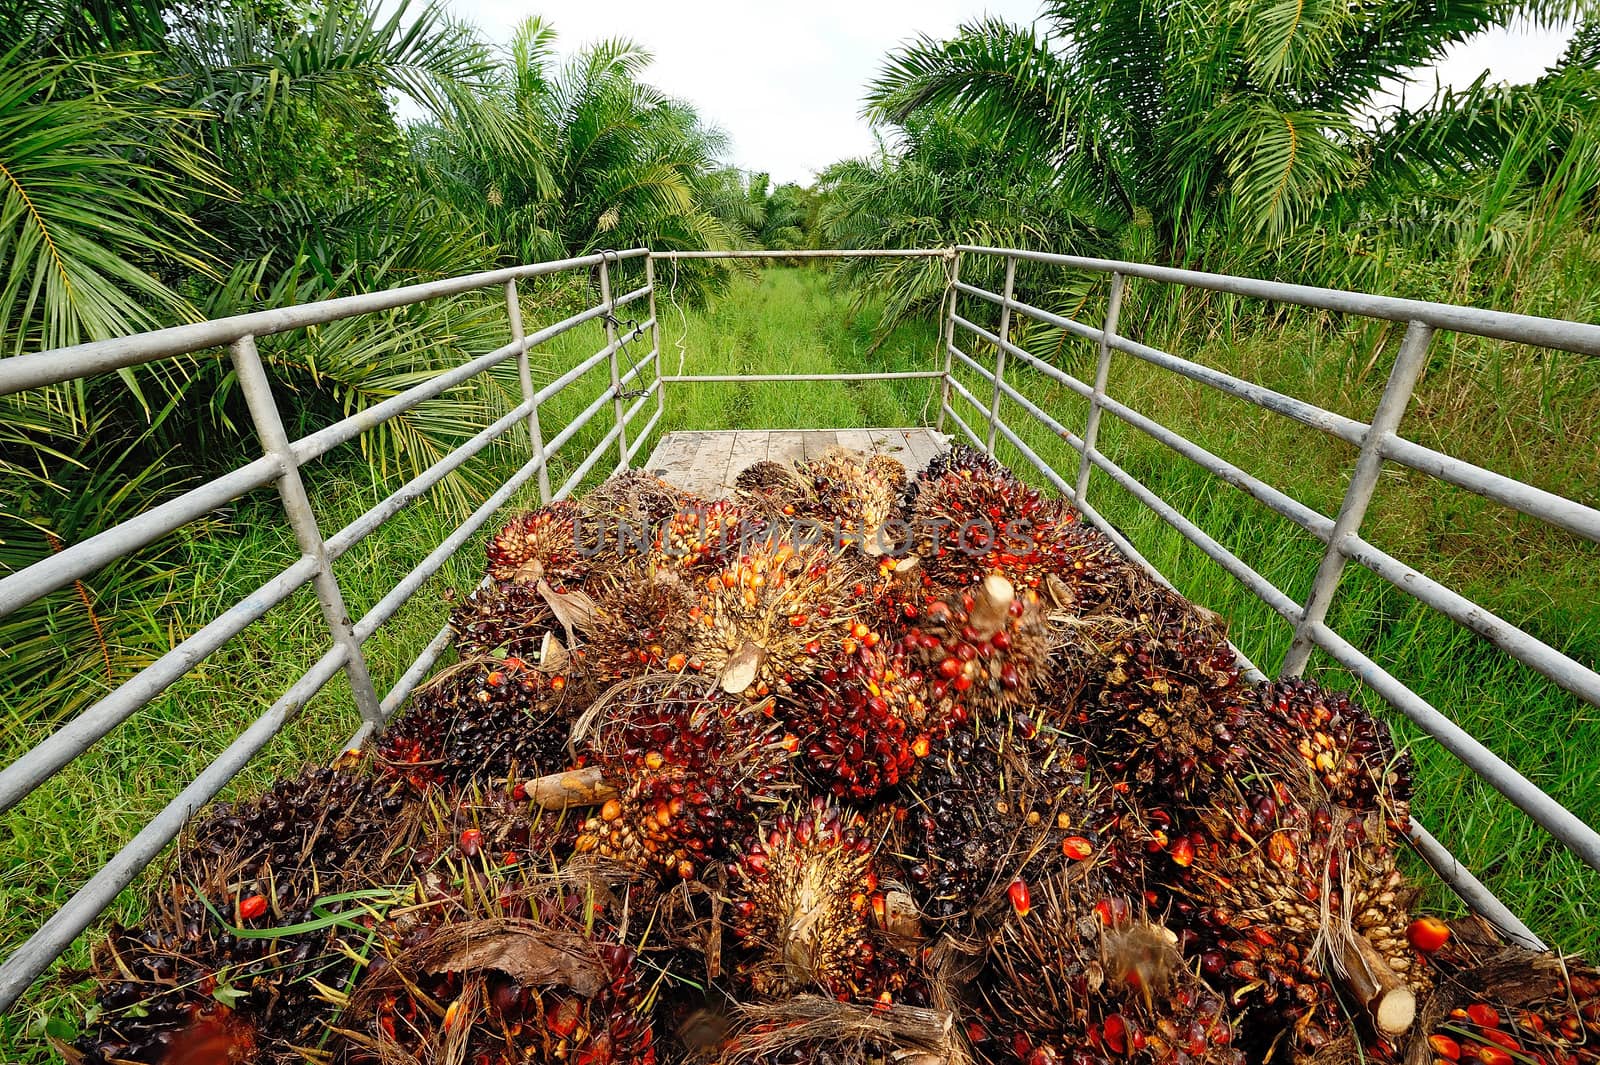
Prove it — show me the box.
[865,0,1588,258]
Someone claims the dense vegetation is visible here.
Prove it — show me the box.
[1,0,1598,1057]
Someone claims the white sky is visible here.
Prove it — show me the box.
[433,1,1573,186]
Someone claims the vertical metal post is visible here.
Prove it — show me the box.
[506,279,552,504]
[1075,271,1126,505]
[1280,321,1435,676]
[935,250,964,433]
[598,254,629,469]
[645,254,664,427]
[228,335,385,731]
[985,256,1017,453]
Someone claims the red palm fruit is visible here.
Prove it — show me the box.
[689,535,872,699]
[901,574,1049,725]
[486,500,587,586]
[1009,879,1033,918]
[238,895,268,920]
[574,676,788,882]
[728,798,910,1001]
[1431,1035,1463,1060]
[1409,916,1452,954]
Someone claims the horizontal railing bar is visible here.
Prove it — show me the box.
[1084,446,1305,622]
[536,343,617,404]
[556,419,627,501]
[543,385,616,459]
[956,245,1600,357]
[613,284,651,310]
[1380,436,1600,544]
[1307,620,1600,871]
[0,251,649,398]
[659,371,945,383]
[1342,534,1600,709]
[956,284,1101,345]
[617,346,659,390]
[945,371,993,425]
[291,339,517,465]
[651,249,950,260]
[942,402,985,451]
[0,643,349,1013]
[0,457,282,620]
[958,315,1095,401]
[351,450,548,644]
[1097,391,1334,540]
[325,400,534,559]
[0,555,320,817]
[1406,817,1544,950]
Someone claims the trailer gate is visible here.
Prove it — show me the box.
[2,246,1599,1011]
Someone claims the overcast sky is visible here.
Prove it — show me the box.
[434,0,1573,186]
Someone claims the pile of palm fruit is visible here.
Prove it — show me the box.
[67,446,1600,1065]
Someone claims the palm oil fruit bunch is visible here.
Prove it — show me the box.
[573,676,790,881]
[447,580,557,661]
[582,468,688,528]
[487,500,587,587]
[583,565,696,684]
[901,573,1050,725]
[733,459,814,519]
[377,658,573,790]
[1170,783,1425,1058]
[908,448,1075,589]
[983,870,1244,1065]
[1243,679,1413,822]
[1069,584,1249,801]
[797,445,905,553]
[653,498,757,573]
[727,798,906,1001]
[898,718,1102,930]
[344,890,657,1065]
[690,535,871,699]
[785,641,932,799]
[75,760,414,1064]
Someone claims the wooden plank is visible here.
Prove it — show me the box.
[645,432,701,488]
[901,428,945,471]
[834,428,875,456]
[801,430,838,463]
[766,431,805,469]
[691,431,740,499]
[722,430,770,492]
[863,428,910,457]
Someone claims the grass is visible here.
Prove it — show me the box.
[2,265,1597,1058]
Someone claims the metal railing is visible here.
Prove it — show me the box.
[1,246,1597,1012]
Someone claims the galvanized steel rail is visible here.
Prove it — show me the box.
[2,244,1597,1012]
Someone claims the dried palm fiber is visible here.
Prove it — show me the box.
[733,459,815,520]
[1395,916,1600,1065]
[895,711,1112,933]
[571,674,791,882]
[979,860,1244,1065]
[796,446,905,554]
[487,500,589,587]
[340,886,659,1065]
[710,996,961,1065]
[581,562,696,683]
[688,534,875,699]
[899,574,1050,727]
[728,798,917,1003]
[1161,774,1426,1060]
[72,756,425,1065]
[1057,573,1251,802]
[783,640,933,800]
[907,450,1076,589]
[377,656,576,791]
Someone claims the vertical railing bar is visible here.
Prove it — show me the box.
[599,252,629,469]
[936,250,963,432]
[1075,270,1125,505]
[228,335,385,732]
[1280,321,1434,676]
[985,256,1016,454]
[645,253,664,435]
[505,279,552,504]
